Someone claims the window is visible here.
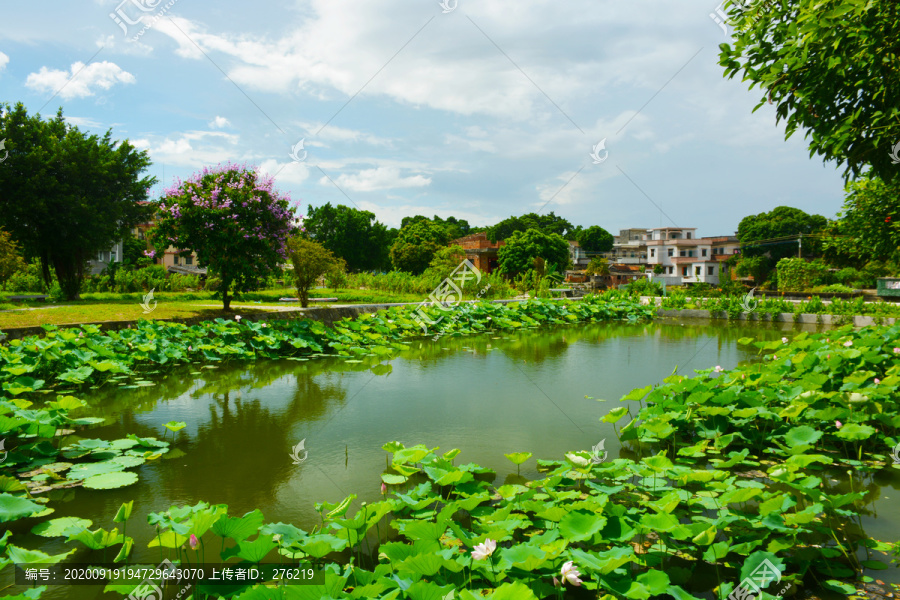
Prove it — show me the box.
[97,251,111,262]
[682,267,689,277]
[686,232,692,239]
[702,249,707,257]
[173,255,179,265]
[668,266,674,274]
[185,255,193,266]
[708,266,714,275]
[668,248,674,257]
[680,250,686,257]
[650,249,655,257]
[695,266,701,276]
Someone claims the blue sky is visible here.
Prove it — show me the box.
[0,0,847,235]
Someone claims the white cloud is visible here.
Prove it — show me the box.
[25,61,135,99]
[132,130,241,167]
[209,116,231,129]
[323,166,431,192]
[64,116,104,129]
[0,52,9,73]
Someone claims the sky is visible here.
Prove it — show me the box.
[0,0,848,237]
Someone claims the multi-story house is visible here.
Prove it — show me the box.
[604,228,649,265]
[644,227,740,286]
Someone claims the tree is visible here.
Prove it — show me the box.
[585,257,610,276]
[0,103,155,299]
[304,203,392,271]
[827,175,900,264]
[576,226,614,253]
[0,227,25,284]
[149,164,297,310]
[497,229,570,276]
[737,206,827,260]
[425,245,467,276]
[718,0,900,182]
[389,220,450,274]
[287,237,346,308]
[486,212,575,242]
[401,215,475,241]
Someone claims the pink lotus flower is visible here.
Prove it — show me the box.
[381,482,387,494]
[471,539,496,561]
[553,576,560,587]
[713,365,724,373]
[773,355,777,360]
[843,340,852,347]
[836,420,843,429]
[560,561,583,587]
[894,347,900,354]
[782,337,788,344]
[874,378,881,384]
[189,534,199,550]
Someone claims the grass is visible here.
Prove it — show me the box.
[0,287,427,330]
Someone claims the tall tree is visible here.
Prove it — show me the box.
[735,206,827,285]
[0,103,154,299]
[718,0,900,182]
[149,164,297,310]
[389,220,450,274]
[401,215,475,241]
[825,175,900,265]
[576,225,614,253]
[486,212,575,242]
[287,237,346,308]
[497,229,571,276]
[304,203,391,271]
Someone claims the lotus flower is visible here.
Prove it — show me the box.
[713,365,724,373]
[875,378,881,384]
[471,538,496,560]
[553,576,560,587]
[843,340,852,347]
[189,534,199,550]
[782,337,788,344]
[560,561,583,586]
[381,482,387,494]
[836,420,843,429]
[235,315,242,322]
[894,347,900,354]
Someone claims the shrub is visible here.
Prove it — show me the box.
[624,277,664,296]
[2,262,46,293]
[807,284,857,294]
[776,258,830,291]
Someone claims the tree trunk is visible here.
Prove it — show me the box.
[222,278,232,311]
[299,287,309,308]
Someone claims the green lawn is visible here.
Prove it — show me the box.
[0,288,426,330]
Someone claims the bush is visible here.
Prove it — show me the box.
[205,277,221,292]
[776,258,830,291]
[624,277,664,296]
[807,284,857,294]
[834,267,858,285]
[2,262,46,293]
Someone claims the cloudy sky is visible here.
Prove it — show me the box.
[0,0,847,236]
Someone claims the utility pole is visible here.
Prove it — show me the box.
[798,234,802,258]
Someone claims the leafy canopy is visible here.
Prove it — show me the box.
[497,228,570,276]
[827,175,900,265]
[304,203,392,272]
[389,220,450,274]
[576,225,614,253]
[149,163,297,310]
[287,237,346,308]
[736,206,827,260]
[0,102,154,299]
[401,215,477,242]
[718,0,900,182]
[487,212,575,243]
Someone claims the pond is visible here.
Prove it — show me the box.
[10,318,900,597]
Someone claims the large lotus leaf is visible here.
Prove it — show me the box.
[739,551,784,590]
[503,452,532,466]
[163,421,187,433]
[110,455,145,468]
[300,534,347,558]
[0,476,27,493]
[82,472,139,490]
[785,426,823,447]
[835,423,876,441]
[6,544,76,565]
[0,493,44,522]
[235,535,277,563]
[489,582,539,600]
[68,461,125,480]
[559,509,606,542]
[31,517,92,538]
[212,509,265,541]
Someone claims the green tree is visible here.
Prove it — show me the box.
[497,229,570,276]
[576,225,614,253]
[389,220,450,274]
[585,256,610,276]
[828,175,900,264]
[486,212,575,242]
[737,206,827,260]
[149,164,297,310]
[0,102,155,299]
[718,0,900,182]
[0,227,25,284]
[304,203,392,272]
[401,215,475,241]
[425,245,467,276]
[287,237,346,308]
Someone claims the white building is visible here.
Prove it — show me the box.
[644,227,740,286]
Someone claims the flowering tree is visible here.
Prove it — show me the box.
[149,164,300,310]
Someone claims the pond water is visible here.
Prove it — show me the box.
[10,318,900,597]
